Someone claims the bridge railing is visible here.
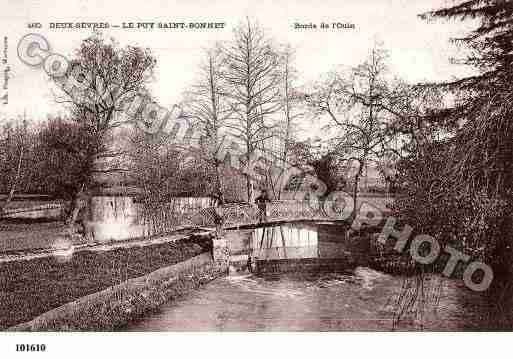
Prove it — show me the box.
[198,200,348,228]
[139,199,350,234]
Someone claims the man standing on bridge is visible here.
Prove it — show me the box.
[255,188,271,223]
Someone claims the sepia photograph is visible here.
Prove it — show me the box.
[1,0,513,356]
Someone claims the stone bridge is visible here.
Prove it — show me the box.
[191,200,381,273]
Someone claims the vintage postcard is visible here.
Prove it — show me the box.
[1,0,512,357]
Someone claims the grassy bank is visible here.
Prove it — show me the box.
[0,235,212,329]
[11,253,225,331]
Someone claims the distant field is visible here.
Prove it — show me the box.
[0,193,58,210]
[0,220,72,253]
[2,200,59,210]
[0,194,54,201]
[0,195,65,252]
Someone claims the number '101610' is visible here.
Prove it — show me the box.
[16,344,46,352]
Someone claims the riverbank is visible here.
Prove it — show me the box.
[0,232,214,329]
[10,252,226,331]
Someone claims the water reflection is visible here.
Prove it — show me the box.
[229,222,351,263]
[252,224,318,259]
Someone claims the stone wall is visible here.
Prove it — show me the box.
[212,236,230,273]
[317,224,370,266]
[255,257,356,275]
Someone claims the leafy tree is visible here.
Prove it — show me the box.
[33,117,99,223]
[36,117,97,201]
[419,0,513,272]
[52,33,156,225]
[286,140,346,200]
[384,0,513,328]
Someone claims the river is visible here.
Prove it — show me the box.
[126,222,491,331]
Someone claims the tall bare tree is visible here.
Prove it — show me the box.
[182,47,232,204]
[258,46,305,200]
[221,19,282,202]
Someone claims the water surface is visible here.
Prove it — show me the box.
[127,222,489,331]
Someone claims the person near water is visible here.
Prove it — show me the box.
[255,188,270,222]
[209,188,224,225]
[212,187,224,207]
[247,254,253,273]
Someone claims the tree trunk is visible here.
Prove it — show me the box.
[0,146,24,216]
[246,175,254,203]
[352,160,364,221]
[279,225,287,259]
[215,163,224,206]
[66,183,85,227]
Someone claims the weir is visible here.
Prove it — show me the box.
[216,222,371,276]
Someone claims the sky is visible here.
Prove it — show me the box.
[0,0,476,127]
